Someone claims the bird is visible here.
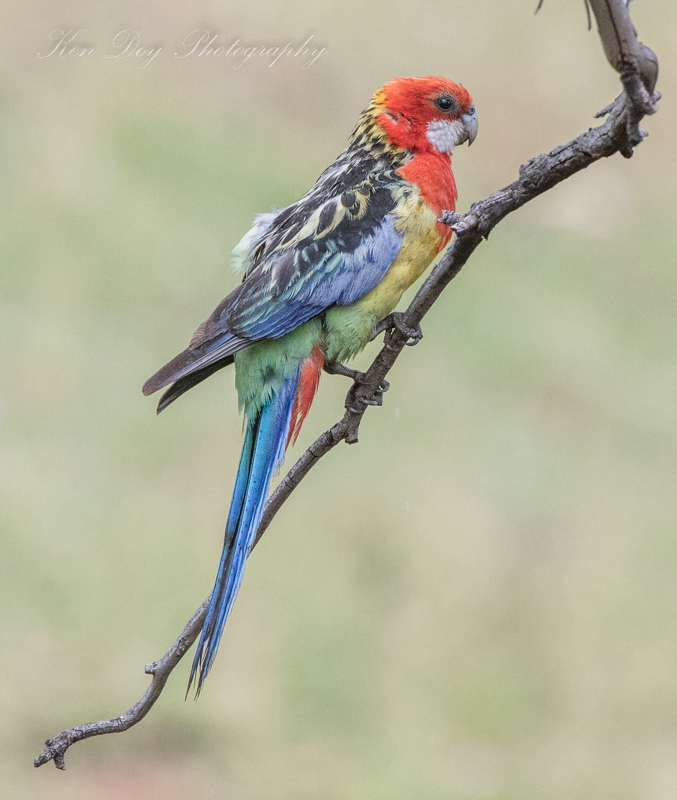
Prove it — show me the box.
[143,76,477,695]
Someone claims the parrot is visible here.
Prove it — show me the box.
[143,76,477,695]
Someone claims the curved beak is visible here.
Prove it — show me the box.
[461,109,478,146]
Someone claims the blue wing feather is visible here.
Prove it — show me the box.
[144,144,410,397]
[223,213,403,342]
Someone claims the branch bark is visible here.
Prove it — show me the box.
[35,0,659,770]
[587,0,658,151]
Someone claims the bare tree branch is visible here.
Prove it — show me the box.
[34,599,210,769]
[587,0,659,150]
[35,0,659,770]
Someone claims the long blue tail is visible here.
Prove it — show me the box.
[188,370,299,696]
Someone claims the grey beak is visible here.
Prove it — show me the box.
[461,109,478,146]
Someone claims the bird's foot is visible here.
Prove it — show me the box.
[324,360,364,382]
[325,360,389,412]
[372,312,423,351]
[438,209,476,235]
[345,377,390,413]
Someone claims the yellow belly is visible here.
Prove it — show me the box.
[324,196,445,362]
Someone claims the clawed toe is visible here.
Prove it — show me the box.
[372,312,423,350]
[345,377,389,413]
[324,361,364,382]
[326,360,389,414]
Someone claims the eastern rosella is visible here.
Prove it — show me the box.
[143,76,477,694]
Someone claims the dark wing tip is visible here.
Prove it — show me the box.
[154,356,235,414]
[143,348,200,397]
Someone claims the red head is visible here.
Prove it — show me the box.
[371,76,477,155]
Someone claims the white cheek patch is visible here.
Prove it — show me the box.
[426,119,467,153]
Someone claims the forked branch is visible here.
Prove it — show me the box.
[35,0,659,770]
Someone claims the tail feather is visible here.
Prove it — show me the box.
[188,370,299,696]
[287,346,324,446]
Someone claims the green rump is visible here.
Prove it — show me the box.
[234,318,323,419]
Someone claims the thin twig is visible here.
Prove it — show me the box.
[35,0,659,770]
[587,0,659,151]
[34,599,210,769]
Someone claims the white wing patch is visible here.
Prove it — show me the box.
[230,209,281,275]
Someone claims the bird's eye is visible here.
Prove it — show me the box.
[434,96,456,112]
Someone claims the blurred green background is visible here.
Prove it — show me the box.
[2,1,676,798]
